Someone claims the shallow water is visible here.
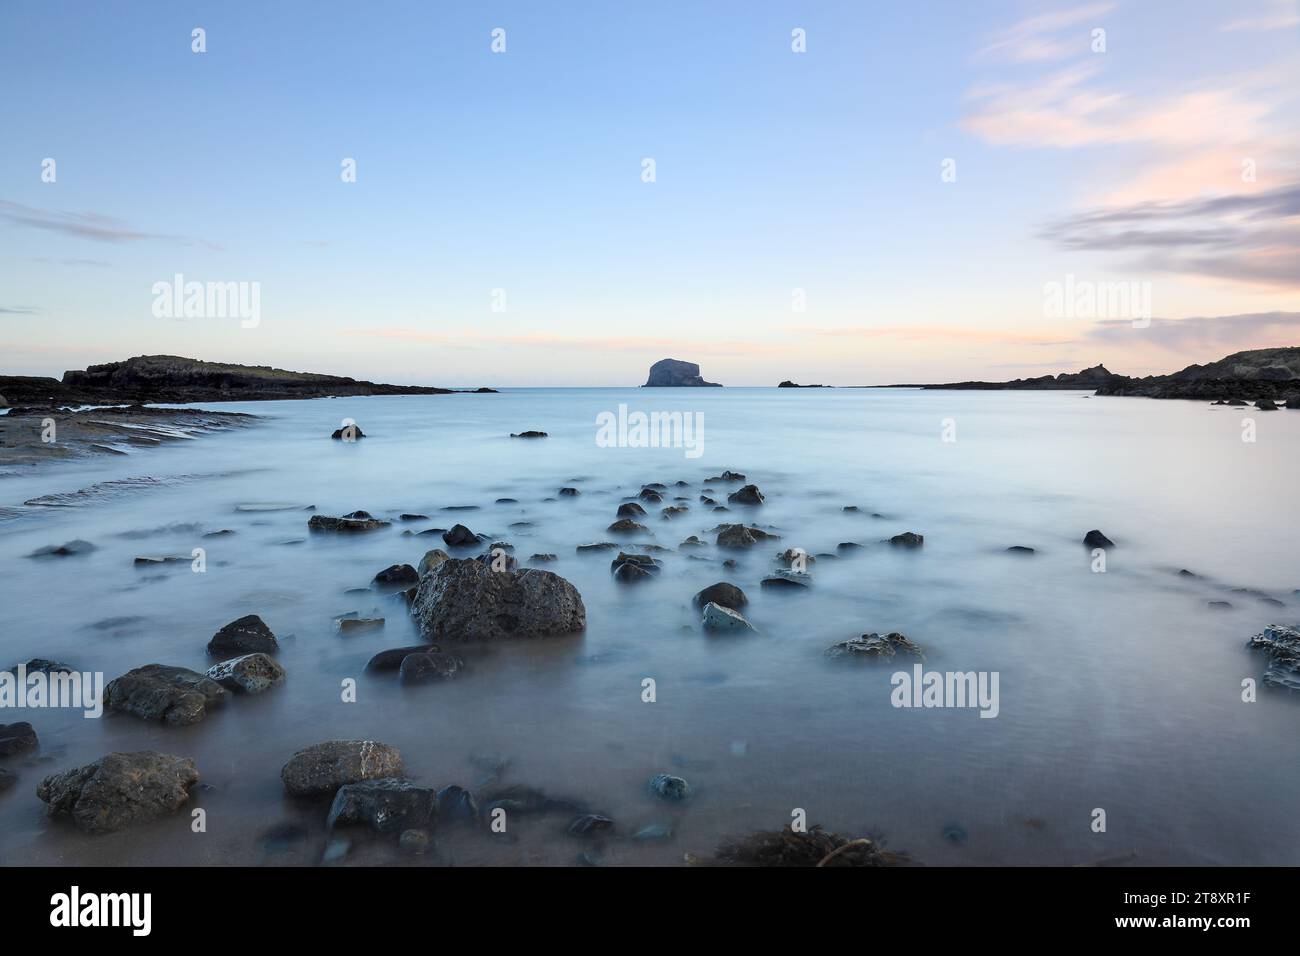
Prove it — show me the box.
[1,387,1296,866]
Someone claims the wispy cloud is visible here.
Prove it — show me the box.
[0,199,221,249]
[976,2,1116,63]
[812,326,1075,347]
[0,306,42,315]
[1039,184,1300,289]
[1220,0,1299,31]
[1083,311,1300,351]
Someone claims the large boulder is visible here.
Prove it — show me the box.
[693,582,747,611]
[826,632,926,661]
[205,653,285,694]
[643,358,721,387]
[727,484,765,505]
[399,651,465,682]
[281,740,405,797]
[104,664,229,725]
[37,751,198,833]
[1247,624,1300,691]
[208,614,278,656]
[327,778,437,832]
[410,558,586,641]
[308,511,390,532]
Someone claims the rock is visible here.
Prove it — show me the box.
[366,644,438,670]
[208,614,278,656]
[1208,600,1233,610]
[559,487,580,497]
[37,751,198,833]
[0,721,38,757]
[617,502,647,517]
[569,813,615,836]
[713,824,894,867]
[205,653,285,694]
[442,523,481,547]
[399,651,465,682]
[510,430,548,438]
[105,664,229,724]
[775,547,815,568]
[693,582,748,611]
[633,824,674,842]
[418,549,450,576]
[1287,397,1300,409]
[373,564,419,588]
[648,773,691,801]
[706,470,746,482]
[1006,546,1035,555]
[767,568,812,587]
[1083,529,1114,548]
[399,828,431,853]
[702,602,755,632]
[836,542,863,553]
[339,618,385,634]
[679,535,705,547]
[28,539,97,558]
[326,778,437,832]
[308,512,390,532]
[399,513,429,521]
[888,532,924,548]
[576,542,619,553]
[281,740,405,797]
[1255,398,1279,410]
[529,553,558,564]
[727,484,765,505]
[826,632,926,662]
[410,558,586,641]
[638,488,663,503]
[330,425,365,439]
[611,552,662,582]
[436,785,480,822]
[7,659,73,675]
[608,518,648,533]
[1247,624,1300,691]
[660,505,689,519]
[643,358,721,387]
[716,524,758,549]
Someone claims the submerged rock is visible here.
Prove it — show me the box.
[373,564,419,588]
[436,785,480,822]
[38,751,198,833]
[888,532,924,549]
[281,740,405,797]
[205,653,285,694]
[208,614,278,656]
[309,512,390,532]
[410,558,586,641]
[510,430,548,438]
[706,470,746,482]
[693,581,747,611]
[1083,529,1114,548]
[366,644,438,671]
[826,632,926,662]
[330,425,366,439]
[327,778,437,832]
[762,569,812,589]
[648,773,691,801]
[1247,624,1300,691]
[727,484,765,505]
[28,539,97,558]
[339,617,384,634]
[569,813,615,836]
[608,518,648,533]
[442,523,481,547]
[0,721,38,757]
[399,651,465,682]
[105,664,229,725]
[711,825,896,867]
[1006,546,1035,555]
[702,602,755,633]
[617,501,647,518]
[611,552,662,582]
[716,524,758,549]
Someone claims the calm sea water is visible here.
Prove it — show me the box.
[1,387,1296,866]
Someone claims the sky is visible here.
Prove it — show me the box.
[1,0,1297,386]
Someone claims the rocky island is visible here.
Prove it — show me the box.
[643,359,721,387]
[0,355,497,407]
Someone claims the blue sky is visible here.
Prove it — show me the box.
[2,1,1297,385]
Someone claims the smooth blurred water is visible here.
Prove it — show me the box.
[0,387,1296,866]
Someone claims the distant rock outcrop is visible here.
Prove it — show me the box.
[0,355,497,406]
[643,359,721,387]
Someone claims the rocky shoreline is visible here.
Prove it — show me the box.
[7,450,1296,866]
